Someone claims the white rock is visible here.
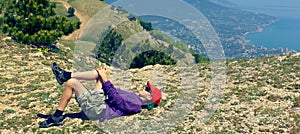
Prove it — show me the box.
[49,92,58,98]
[31,52,44,57]
[2,37,12,41]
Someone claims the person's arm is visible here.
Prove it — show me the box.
[102,81,141,113]
[102,80,117,98]
[96,68,141,113]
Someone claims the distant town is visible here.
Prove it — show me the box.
[141,0,297,59]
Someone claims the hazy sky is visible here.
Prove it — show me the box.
[110,0,208,20]
[226,0,300,19]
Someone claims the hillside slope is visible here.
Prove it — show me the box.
[0,37,299,133]
[0,0,299,133]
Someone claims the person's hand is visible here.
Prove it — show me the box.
[96,67,109,83]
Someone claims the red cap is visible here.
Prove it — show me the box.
[147,81,162,105]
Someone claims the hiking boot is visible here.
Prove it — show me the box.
[39,115,64,128]
[52,62,71,85]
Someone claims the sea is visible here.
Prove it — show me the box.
[226,0,300,52]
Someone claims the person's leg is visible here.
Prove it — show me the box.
[57,78,86,110]
[71,70,99,81]
[52,62,101,84]
[76,78,106,120]
[39,78,86,128]
[94,77,103,91]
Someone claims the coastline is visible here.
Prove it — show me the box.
[236,18,298,56]
[226,0,300,53]
[246,17,299,53]
[241,18,277,44]
[241,18,299,53]
[243,18,278,39]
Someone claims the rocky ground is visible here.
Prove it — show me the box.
[0,36,300,133]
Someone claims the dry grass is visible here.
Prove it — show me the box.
[67,0,107,20]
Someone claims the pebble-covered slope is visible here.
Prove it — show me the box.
[0,39,299,133]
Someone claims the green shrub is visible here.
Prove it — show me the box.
[0,0,80,46]
[130,50,176,68]
[96,29,176,68]
[96,29,123,65]
[68,7,75,17]
[138,18,153,31]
